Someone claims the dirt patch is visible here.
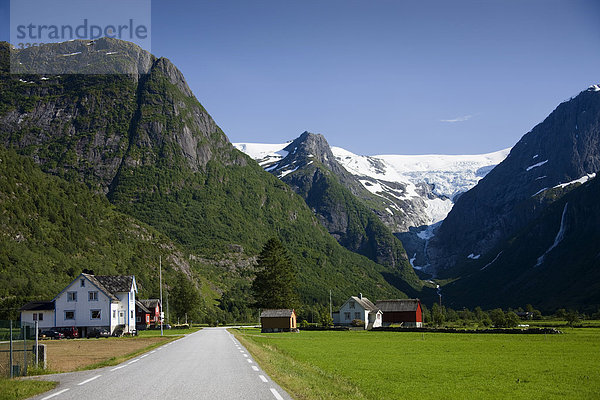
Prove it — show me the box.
[43,337,171,372]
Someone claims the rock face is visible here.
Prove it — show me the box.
[429,86,600,276]
[0,38,239,194]
[257,132,423,291]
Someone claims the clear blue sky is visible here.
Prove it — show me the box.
[2,0,599,155]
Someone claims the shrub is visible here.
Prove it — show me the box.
[351,319,365,327]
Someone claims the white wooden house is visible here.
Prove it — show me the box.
[332,293,382,329]
[52,273,137,337]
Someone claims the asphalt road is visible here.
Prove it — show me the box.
[29,328,292,400]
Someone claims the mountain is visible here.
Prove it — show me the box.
[235,141,509,270]
[442,174,600,311]
[0,145,202,319]
[0,39,412,317]
[239,132,423,292]
[429,85,600,277]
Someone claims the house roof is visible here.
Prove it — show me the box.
[135,300,151,314]
[260,309,295,318]
[350,296,379,312]
[93,275,136,294]
[82,274,119,301]
[139,299,160,309]
[375,299,420,312]
[20,301,54,311]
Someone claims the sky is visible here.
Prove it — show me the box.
[1,0,600,155]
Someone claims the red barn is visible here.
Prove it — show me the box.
[375,299,423,327]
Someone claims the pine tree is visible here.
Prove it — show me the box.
[251,238,298,309]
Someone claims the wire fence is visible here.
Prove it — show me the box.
[0,320,40,377]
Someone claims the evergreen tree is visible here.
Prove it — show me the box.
[251,238,299,309]
[170,274,201,322]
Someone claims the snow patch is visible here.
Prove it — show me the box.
[61,52,82,56]
[526,160,548,171]
[532,187,549,197]
[553,173,596,189]
[467,254,481,260]
[532,154,539,159]
[279,166,299,177]
[535,176,547,181]
[409,253,417,268]
[106,52,119,55]
[588,84,600,92]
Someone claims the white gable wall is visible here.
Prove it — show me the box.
[20,310,55,329]
[338,298,370,329]
[54,277,113,328]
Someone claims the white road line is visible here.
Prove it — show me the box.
[150,350,156,354]
[140,354,148,358]
[259,375,268,383]
[77,375,101,386]
[127,359,139,365]
[41,388,70,400]
[240,350,245,353]
[110,365,126,372]
[246,359,253,363]
[270,388,284,400]
[243,354,249,358]
[252,366,259,371]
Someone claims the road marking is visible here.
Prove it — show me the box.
[252,366,259,371]
[243,354,249,358]
[240,350,245,353]
[127,359,139,365]
[247,359,253,363]
[150,350,156,354]
[140,354,148,358]
[259,375,268,383]
[270,388,284,400]
[77,375,101,386]
[110,365,126,372]
[42,388,70,400]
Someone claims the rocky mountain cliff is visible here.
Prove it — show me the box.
[244,132,424,292]
[429,85,600,277]
[0,39,414,314]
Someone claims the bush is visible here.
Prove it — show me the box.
[299,319,310,329]
[351,319,365,327]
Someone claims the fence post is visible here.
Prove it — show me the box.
[23,324,27,376]
[9,321,13,379]
[35,321,39,369]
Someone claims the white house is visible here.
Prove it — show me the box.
[332,293,383,329]
[20,301,55,329]
[52,273,137,337]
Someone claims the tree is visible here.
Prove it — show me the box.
[316,304,333,327]
[565,310,580,327]
[432,303,445,326]
[505,311,520,328]
[170,273,201,322]
[251,238,299,309]
[489,308,506,327]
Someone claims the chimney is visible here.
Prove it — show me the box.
[359,293,363,299]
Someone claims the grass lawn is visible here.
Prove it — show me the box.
[136,327,202,337]
[0,378,57,400]
[232,327,600,400]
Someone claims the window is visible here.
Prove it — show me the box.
[344,312,351,320]
[136,316,141,323]
[80,279,85,287]
[88,291,98,301]
[131,310,134,319]
[38,313,43,321]
[376,313,380,320]
[65,311,75,320]
[113,310,116,318]
[67,291,77,302]
[355,312,361,320]
[349,301,355,309]
[33,313,38,321]
[90,310,101,319]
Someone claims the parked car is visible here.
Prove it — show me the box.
[55,326,79,339]
[88,328,110,338]
[41,330,64,339]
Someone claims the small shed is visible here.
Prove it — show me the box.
[375,299,423,327]
[260,309,298,333]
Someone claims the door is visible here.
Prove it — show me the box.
[119,311,125,325]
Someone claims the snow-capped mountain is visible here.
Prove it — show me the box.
[234,141,509,231]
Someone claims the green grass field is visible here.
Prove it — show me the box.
[233,327,600,400]
[136,327,202,337]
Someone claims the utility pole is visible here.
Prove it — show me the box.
[160,255,163,337]
[329,290,332,319]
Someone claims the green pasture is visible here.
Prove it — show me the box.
[233,327,600,400]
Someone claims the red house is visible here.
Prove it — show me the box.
[375,299,423,327]
[136,299,161,329]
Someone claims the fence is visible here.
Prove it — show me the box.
[0,320,45,377]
